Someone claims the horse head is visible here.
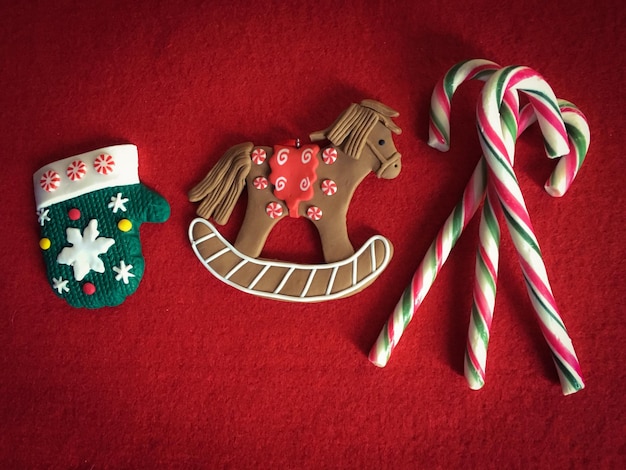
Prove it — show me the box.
[310,99,402,179]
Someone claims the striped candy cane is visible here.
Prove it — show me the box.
[465,182,501,389]
[517,100,591,197]
[369,60,510,368]
[464,90,520,389]
[464,98,590,390]
[429,59,501,151]
[477,66,584,395]
[371,60,589,395]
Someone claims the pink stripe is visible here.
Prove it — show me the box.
[434,80,451,113]
[463,191,477,223]
[435,230,444,271]
[537,318,584,378]
[473,282,494,328]
[478,244,498,283]
[502,91,520,122]
[518,256,558,312]
[477,102,510,162]
[566,141,578,181]
[467,63,500,81]
[462,171,483,223]
[506,67,536,89]
[466,338,485,379]
[428,121,446,146]
[387,314,395,344]
[490,177,535,232]
[527,97,568,143]
[412,263,427,306]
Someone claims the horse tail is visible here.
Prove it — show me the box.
[188,142,253,224]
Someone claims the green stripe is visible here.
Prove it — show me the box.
[381,324,390,351]
[495,66,518,105]
[478,130,517,183]
[401,288,413,328]
[564,123,588,168]
[544,138,556,157]
[552,352,584,392]
[465,349,484,385]
[477,254,496,294]
[444,62,466,99]
[503,210,541,257]
[474,69,495,81]
[452,202,465,240]
[484,199,501,244]
[429,109,449,144]
[523,277,566,330]
[500,102,518,140]
[525,89,563,120]
[471,303,490,344]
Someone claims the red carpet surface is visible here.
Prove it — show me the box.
[1,0,625,467]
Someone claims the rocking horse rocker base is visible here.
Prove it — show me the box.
[188,99,402,302]
[189,218,393,302]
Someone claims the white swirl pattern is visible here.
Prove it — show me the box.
[276,148,289,165]
[275,176,287,191]
[301,148,313,164]
[299,177,311,191]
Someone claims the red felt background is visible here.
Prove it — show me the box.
[1,0,625,468]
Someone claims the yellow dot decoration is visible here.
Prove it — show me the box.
[39,238,51,250]
[117,219,132,232]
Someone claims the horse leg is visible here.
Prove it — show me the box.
[313,211,355,263]
[233,190,282,259]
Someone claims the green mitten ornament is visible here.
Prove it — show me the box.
[34,144,170,308]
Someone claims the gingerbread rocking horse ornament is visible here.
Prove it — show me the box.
[188,99,402,301]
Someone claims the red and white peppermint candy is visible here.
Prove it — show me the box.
[66,160,87,181]
[322,147,337,164]
[253,176,268,190]
[266,202,283,219]
[307,206,323,221]
[40,170,61,192]
[251,148,267,165]
[94,154,115,175]
[321,179,338,196]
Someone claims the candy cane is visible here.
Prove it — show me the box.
[429,59,501,151]
[477,66,584,395]
[369,59,510,368]
[464,89,520,389]
[518,100,590,197]
[465,99,590,390]
[371,61,589,395]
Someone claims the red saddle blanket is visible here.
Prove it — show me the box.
[268,142,320,217]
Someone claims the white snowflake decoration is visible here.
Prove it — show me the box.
[112,260,135,284]
[108,192,129,213]
[57,219,115,281]
[37,208,51,226]
[52,277,70,294]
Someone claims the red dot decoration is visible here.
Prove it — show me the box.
[82,282,96,295]
[68,208,81,220]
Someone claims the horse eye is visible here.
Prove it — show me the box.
[378,139,386,146]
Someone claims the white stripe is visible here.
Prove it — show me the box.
[274,267,296,294]
[193,232,216,246]
[224,259,248,280]
[300,269,318,298]
[326,266,339,296]
[370,242,377,272]
[204,247,230,264]
[248,265,271,290]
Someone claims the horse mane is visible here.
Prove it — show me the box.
[188,142,253,224]
[309,100,401,159]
